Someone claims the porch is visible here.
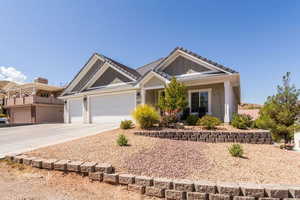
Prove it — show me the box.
[139,73,240,122]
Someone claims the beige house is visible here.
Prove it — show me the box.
[3,78,64,124]
[60,47,241,124]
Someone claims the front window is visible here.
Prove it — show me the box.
[190,89,211,114]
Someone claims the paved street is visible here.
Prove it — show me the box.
[0,123,117,157]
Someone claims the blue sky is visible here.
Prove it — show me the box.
[0,0,299,104]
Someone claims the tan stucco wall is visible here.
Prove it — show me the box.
[9,106,32,124]
[36,105,64,123]
[187,83,225,121]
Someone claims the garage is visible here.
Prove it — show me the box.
[11,107,32,124]
[69,98,83,123]
[90,92,136,124]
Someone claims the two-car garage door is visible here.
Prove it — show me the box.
[90,92,135,123]
[68,92,136,124]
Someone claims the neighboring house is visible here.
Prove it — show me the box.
[60,47,241,124]
[3,77,64,124]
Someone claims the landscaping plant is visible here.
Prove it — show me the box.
[117,134,128,146]
[120,120,134,129]
[132,104,160,129]
[197,115,221,130]
[255,72,300,143]
[231,113,253,129]
[158,77,188,123]
[228,144,244,157]
[186,115,199,125]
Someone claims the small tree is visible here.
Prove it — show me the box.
[158,77,188,121]
[256,72,300,143]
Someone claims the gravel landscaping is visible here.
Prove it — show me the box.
[26,128,300,185]
[0,160,157,200]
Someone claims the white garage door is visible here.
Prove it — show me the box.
[69,98,83,123]
[90,92,136,124]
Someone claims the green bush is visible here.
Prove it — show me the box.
[186,115,199,125]
[120,120,134,129]
[197,115,221,130]
[117,134,128,146]
[231,113,253,129]
[132,104,160,129]
[228,144,244,157]
[160,114,178,127]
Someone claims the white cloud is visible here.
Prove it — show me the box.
[0,66,27,83]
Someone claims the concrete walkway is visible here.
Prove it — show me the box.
[0,123,117,158]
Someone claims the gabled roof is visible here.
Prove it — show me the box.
[136,57,164,76]
[96,53,141,80]
[62,47,239,96]
[164,47,238,74]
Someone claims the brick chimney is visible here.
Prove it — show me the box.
[34,77,48,84]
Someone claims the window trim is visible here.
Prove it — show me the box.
[188,88,212,115]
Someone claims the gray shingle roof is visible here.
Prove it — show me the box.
[136,57,164,76]
[96,53,141,80]
[169,47,238,73]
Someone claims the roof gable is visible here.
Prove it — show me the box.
[90,67,132,88]
[155,47,238,74]
[163,55,217,76]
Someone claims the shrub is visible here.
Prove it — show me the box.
[117,134,128,146]
[160,114,178,127]
[132,104,160,129]
[120,120,134,129]
[231,113,253,129]
[228,144,244,157]
[186,115,199,125]
[197,115,221,130]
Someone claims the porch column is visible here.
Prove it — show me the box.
[141,89,146,104]
[83,96,88,123]
[64,100,69,123]
[224,80,233,123]
[87,96,91,123]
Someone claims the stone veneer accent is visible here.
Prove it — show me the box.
[134,130,273,144]
[5,154,300,200]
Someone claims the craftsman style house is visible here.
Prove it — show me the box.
[60,47,240,124]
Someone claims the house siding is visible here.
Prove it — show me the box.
[143,76,165,88]
[91,67,132,88]
[163,55,211,76]
[187,83,225,121]
[72,59,104,92]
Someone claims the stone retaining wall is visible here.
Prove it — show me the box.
[6,154,300,200]
[134,130,273,144]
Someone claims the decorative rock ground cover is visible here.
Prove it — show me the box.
[5,154,300,200]
[134,130,272,144]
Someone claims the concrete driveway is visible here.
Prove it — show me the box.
[0,123,117,158]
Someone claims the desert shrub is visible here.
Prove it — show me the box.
[231,113,253,129]
[228,144,244,157]
[186,115,199,125]
[160,114,178,127]
[197,115,221,130]
[120,120,134,129]
[117,134,128,146]
[132,104,160,129]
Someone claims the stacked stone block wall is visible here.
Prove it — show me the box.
[134,130,272,144]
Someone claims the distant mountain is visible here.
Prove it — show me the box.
[239,103,263,110]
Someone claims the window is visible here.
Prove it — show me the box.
[189,89,211,114]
